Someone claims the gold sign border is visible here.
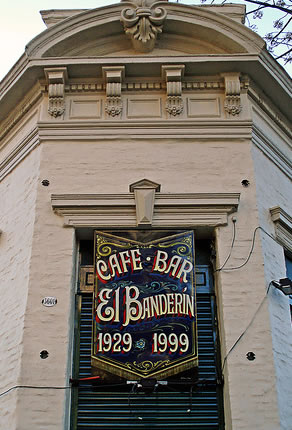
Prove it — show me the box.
[92,230,197,380]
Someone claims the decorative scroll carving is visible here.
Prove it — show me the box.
[129,178,161,226]
[44,68,67,118]
[222,73,242,116]
[120,0,168,52]
[162,65,185,116]
[102,66,125,117]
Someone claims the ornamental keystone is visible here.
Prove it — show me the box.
[120,0,168,52]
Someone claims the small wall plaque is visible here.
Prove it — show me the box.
[42,297,57,307]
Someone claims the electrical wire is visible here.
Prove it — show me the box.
[0,385,71,398]
[214,218,236,272]
[220,225,260,271]
[221,281,273,373]
[217,225,283,272]
[0,381,129,399]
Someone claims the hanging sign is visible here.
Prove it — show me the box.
[92,231,197,380]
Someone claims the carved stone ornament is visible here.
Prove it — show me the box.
[44,68,67,118]
[224,97,242,116]
[102,66,125,118]
[129,178,161,226]
[162,65,185,116]
[166,95,183,116]
[120,0,168,52]
[222,73,242,116]
[105,97,123,117]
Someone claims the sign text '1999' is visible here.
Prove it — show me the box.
[96,332,189,354]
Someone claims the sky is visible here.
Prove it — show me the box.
[0,0,291,81]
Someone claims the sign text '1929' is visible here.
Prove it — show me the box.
[96,332,189,354]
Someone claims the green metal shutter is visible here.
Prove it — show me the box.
[73,265,223,429]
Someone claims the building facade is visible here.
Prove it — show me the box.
[0,1,291,429]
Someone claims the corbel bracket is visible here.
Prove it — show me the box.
[44,67,67,118]
[222,73,242,116]
[102,66,125,117]
[162,65,185,116]
[129,178,161,226]
[120,0,168,53]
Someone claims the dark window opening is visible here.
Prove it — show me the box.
[71,231,224,429]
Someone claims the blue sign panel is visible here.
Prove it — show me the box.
[92,231,197,380]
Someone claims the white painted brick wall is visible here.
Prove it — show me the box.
[11,137,278,429]
[0,148,40,429]
[0,126,290,429]
[252,142,292,430]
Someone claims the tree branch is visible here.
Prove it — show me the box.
[271,16,292,41]
[275,47,292,59]
[246,5,266,15]
[242,0,292,14]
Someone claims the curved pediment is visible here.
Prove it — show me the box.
[26,3,265,59]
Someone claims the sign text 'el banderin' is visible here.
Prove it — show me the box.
[92,231,198,380]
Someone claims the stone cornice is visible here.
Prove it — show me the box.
[0,127,39,181]
[0,83,44,141]
[270,207,292,232]
[0,119,252,183]
[259,50,292,99]
[252,124,292,181]
[0,74,249,139]
[37,120,253,141]
[25,4,263,58]
[270,206,292,253]
[248,84,292,138]
[51,192,240,228]
[1,54,290,124]
[39,4,246,28]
